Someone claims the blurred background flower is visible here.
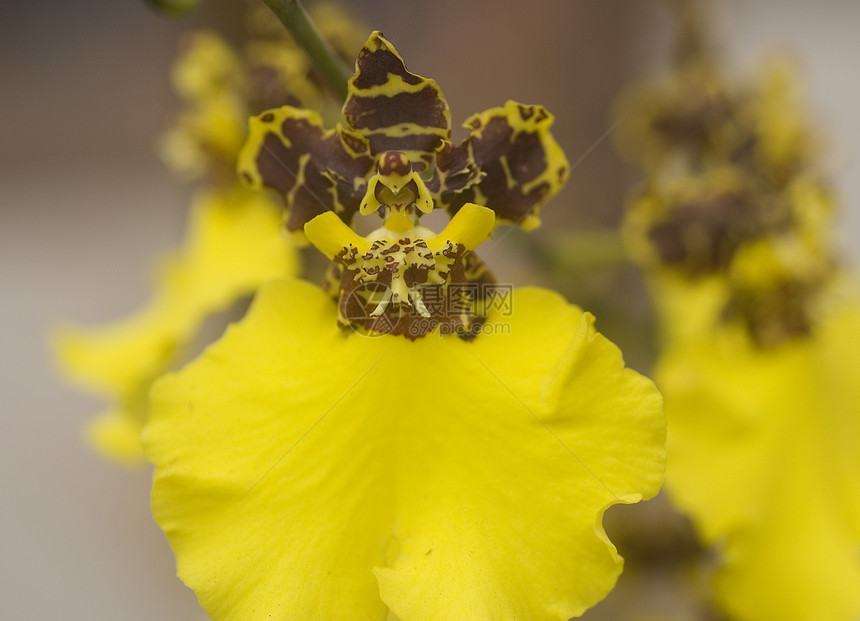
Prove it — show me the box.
[2,1,860,619]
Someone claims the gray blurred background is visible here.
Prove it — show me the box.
[2,1,859,619]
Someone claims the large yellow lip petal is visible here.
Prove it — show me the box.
[143,278,665,620]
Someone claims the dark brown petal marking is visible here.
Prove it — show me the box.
[351,47,423,89]
[339,129,369,157]
[358,135,445,170]
[342,32,451,170]
[462,251,495,292]
[238,106,374,232]
[378,151,411,176]
[722,274,828,348]
[403,264,431,287]
[346,88,449,132]
[329,233,495,340]
[647,190,791,277]
[446,117,547,222]
[426,140,482,197]
[442,102,569,228]
[650,94,732,152]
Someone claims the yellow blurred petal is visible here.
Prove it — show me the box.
[163,96,247,177]
[611,59,736,174]
[161,30,248,178]
[646,273,729,348]
[143,279,665,620]
[659,295,860,621]
[55,303,177,402]
[54,186,297,463]
[159,187,297,320]
[171,31,242,102]
[740,59,816,183]
[160,125,210,179]
[86,409,146,466]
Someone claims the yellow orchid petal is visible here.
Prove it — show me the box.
[158,187,297,314]
[143,278,665,620]
[170,31,242,102]
[86,408,147,465]
[158,31,249,179]
[427,203,494,253]
[645,273,729,348]
[614,10,857,619]
[659,295,860,621]
[55,301,177,403]
[739,59,816,184]
[612,58,737,174]
[54,187,296,463]
[304,210,371,259]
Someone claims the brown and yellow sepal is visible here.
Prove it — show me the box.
[238,106,374,232]
[238,31,569,234]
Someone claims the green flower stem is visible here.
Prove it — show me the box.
[260,0,352,101]
[542,230,629,271]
